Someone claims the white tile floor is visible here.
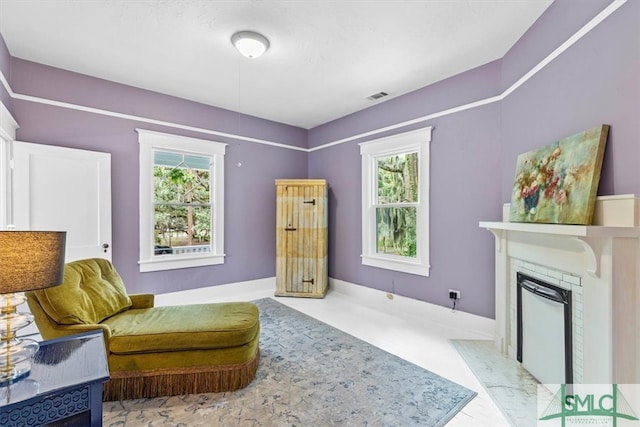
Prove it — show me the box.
[156,284,511,426]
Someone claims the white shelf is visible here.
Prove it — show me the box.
[479,221,640,238]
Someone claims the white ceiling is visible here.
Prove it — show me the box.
[0,0,553,129]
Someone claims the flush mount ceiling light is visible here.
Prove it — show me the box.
[231,31,270,59]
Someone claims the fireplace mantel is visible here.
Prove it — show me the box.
[480,194,640,384]
[479,221,640,278]
[479,221,640,238]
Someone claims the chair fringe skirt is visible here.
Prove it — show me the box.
[103,349,260,401]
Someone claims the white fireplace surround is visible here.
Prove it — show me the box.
[480,194,640,384]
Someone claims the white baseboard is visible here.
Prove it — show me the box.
[155,277,275,306]
[329,278,495,339]
[154,276,495,339]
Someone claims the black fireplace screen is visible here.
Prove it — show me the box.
[517,272,573,384]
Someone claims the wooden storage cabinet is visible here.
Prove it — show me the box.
[275,179,328,298]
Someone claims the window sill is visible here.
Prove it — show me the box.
[139,254,225,272]
[361,254,430,277]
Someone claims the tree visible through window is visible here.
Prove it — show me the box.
[153,152,211,254]
[138,129,226,272]
[360,127,431,277]
[376,152,418,257]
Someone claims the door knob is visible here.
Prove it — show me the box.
[102,243,109,253]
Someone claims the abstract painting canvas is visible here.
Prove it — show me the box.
[509,125,609,225]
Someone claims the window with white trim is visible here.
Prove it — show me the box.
[137,129,226,272]
[359,127,431,276]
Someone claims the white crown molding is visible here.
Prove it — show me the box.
[500,0,627,99]
[12,92,307,152]
[310,0,627,152]
[309,95,501,152]
[0,0,627,153]
[0,98,18,141]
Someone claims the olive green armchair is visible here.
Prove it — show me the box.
[26,258,260,401]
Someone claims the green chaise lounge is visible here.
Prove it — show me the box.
[26,258,260,401]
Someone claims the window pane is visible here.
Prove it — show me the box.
[154,151,209,168]
[153,151,212,256]
[154,204,211,254]
[139,130,226,271]
[154,152,210,204]
[377,152,418,204]
[376,207,417,257]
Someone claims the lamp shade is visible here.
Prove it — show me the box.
[0,231,66,293]
[231,31,270,59]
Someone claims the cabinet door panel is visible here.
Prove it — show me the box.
[275,180,327,298]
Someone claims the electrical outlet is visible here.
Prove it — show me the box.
[448,289,461,300]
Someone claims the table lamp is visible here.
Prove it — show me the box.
[0,231,66,384]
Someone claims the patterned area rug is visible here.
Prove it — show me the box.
[103,298,476,426]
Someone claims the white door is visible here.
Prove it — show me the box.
[12,141,112,262]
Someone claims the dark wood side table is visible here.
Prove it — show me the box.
[0,330,109,427]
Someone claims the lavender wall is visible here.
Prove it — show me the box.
[308,0,638,318]
[1,0,636,317]
[9,59,308,295]
[309,62,503,319]
[501,0,640,200]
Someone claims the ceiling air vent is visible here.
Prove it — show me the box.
[366,91,389,101]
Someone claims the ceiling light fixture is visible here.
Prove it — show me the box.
[231,31,270,59]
